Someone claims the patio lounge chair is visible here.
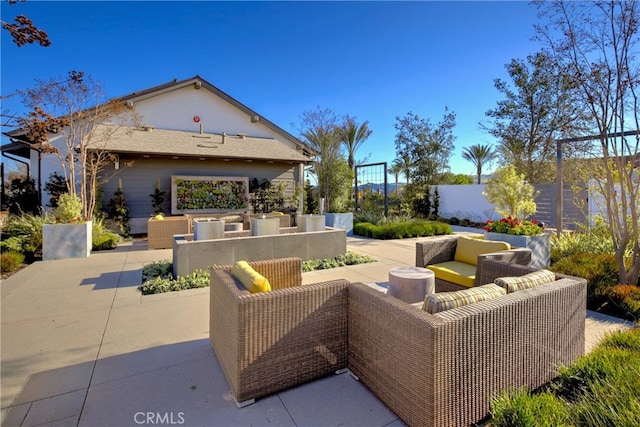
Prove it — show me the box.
[209,257,349,406]
[415,235,532,292]
[348,259,586,427]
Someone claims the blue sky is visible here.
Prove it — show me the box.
[2,1,544,176]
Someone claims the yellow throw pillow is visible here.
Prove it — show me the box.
[231,261,271,293]
[454,235,510,266]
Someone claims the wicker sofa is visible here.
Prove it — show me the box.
[209,257,350,406]
[348,259,587,427]
[416,234,532,292]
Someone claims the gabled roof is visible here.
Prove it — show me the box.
[89,124,309,163]
[3,75,315,158]
[117,75,313,156]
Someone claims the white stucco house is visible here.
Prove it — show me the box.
[2,76,313,233]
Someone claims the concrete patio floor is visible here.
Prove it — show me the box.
[1,231,636,427]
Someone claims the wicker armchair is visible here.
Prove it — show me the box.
[348,260,587,427]
[209,257,349,406]
[147,216,192,249]
[415,235,532,292]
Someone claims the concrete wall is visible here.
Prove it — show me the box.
[172,227,346,277]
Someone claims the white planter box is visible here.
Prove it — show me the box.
[296,214,326,232]
[43,221,92,261]
[250,217,280,236]
[325,212,353,236]
[193,218,225,240]
[484,231,550,269]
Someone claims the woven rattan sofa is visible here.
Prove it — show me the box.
[348,259,587,427]
[416,235,532,292]
[209,257,350,406]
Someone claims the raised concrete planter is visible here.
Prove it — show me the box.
[250,217,280,236]
[173,227,346,277]
[43,221,92,261]
[325,212,353,236]
[297,214,325,232]
[193,218,224,240]
[484,231,551,269]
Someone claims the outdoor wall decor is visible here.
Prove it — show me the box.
[171,175,249,214]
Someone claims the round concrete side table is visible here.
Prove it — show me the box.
[387,266,435,304]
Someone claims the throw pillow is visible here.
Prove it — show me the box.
[232,260,271,293]
[454,236,510,266]
[495,269,556,293]
[423,283,506,313]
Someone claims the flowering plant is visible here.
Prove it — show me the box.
[484,216,544,236]
[53,193,86,224]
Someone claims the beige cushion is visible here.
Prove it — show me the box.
[423,284,506,313]
[219,214,243,223]
[231,261,271,293]
[427,261,477,288]
[495,269,556,293]
[454,236,510,266]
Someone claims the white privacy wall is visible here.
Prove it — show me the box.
[436,184,499,221]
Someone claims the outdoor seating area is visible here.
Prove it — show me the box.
[1,233,635,427]
[208,253,587,425]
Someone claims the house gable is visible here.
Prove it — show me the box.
[118,76,311,156]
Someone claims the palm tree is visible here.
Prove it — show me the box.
[396,153,412,185]
[388,160,403,195]
[462,144,496,184]
[338,116,372,171]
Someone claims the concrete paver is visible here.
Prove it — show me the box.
[1,234,635,426]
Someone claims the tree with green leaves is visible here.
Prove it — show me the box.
[535,0,640,285]
[462,144,496,184]
[338,115,372,171]
[483,51,587,183]
[394,109,456,186]
[388,159,403,195]
[483,165,538,220]
[297,107,353,212]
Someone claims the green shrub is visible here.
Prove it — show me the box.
[1,213,48,260]
[1,251,25,273]
[353,220,452,239]
[91,218,119,251]
[490,388,571,427]
[551,253,619,309]
[53,193,83,222]
[353,222,376,237]
[142,260,173,281]
[140,260,210,295]
[491,328,640,426]
[353,210,385,225]
[550,225,625,263]
[608,285,640,322]
[302,251,375,272]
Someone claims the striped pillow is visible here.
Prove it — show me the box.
[423,284,506,314]
[495,269,556,293]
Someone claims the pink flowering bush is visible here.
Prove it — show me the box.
[484,216,544,236]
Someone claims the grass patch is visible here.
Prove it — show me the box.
[490,327,640,427]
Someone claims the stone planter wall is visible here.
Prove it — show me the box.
[43,221,92,261]
[484,231,550,269]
